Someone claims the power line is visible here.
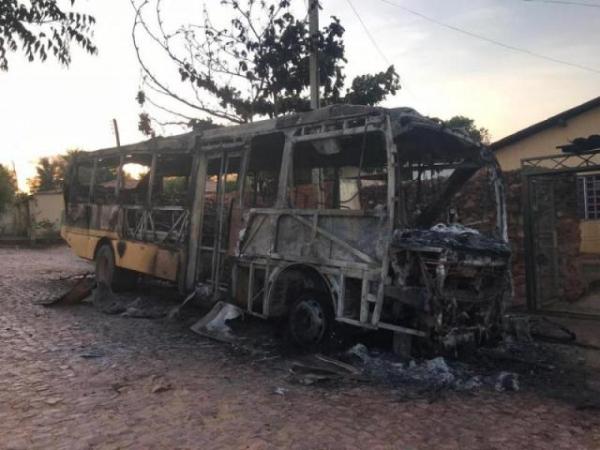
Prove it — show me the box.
[345,0,420,101]
[520,0,600,8]
[345,0,391,65]
[378,0,600,75]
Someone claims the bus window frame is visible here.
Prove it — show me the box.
[241,132,288,211]
[285,129,391,214]
[118,152,154,206]
[152,152,195,208]
[90,154,121,205]
[69,156,96,204]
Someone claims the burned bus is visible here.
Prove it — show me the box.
[62,105,511,350]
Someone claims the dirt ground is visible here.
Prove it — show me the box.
[1,245,600,450]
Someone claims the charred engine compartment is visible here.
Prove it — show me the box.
[386,120,511,348]
[387,226,511,348]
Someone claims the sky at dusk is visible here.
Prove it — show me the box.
[0,0,599,191]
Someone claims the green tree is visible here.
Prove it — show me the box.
[55,149,83,181]
[131,0,400,135]
[28,156,59,192]
[444,116,490,145]
[0,164,17,213]
[0,0,97,71]
[27,149,82,192]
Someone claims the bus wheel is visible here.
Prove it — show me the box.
[288,292,333,348]
[95,244,136,292]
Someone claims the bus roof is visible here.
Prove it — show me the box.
[78,104,483,159]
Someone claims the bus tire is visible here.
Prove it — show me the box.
[287,291,333,349]
[95,244,137,292]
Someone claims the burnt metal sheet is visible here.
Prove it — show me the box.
[393,228,511,257]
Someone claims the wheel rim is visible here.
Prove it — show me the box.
[291,298,326,345]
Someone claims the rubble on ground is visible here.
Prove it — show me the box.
[495,372,520,392]
[121,297,169,319]
[343,344,513,393]
[34,277,600,404]
[90,282,180,318]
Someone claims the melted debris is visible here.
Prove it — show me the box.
[344,344,499,393]
[393,225,511,257]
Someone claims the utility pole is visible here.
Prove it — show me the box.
[309,0,320,110]
[112,118,121,147]
[11,161,18,191]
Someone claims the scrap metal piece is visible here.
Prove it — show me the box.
[530,317,577,344]
[288,354,364,385]
[314,354,362,375]
[39,276,95,306]
[190,301,243,343]
[167,284,212,320]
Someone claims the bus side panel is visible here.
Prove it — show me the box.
[61,226,101,261]
[275,215,386,263]
[113,240,180,282]
[61,225,180,282]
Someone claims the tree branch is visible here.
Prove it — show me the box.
[130,0,245,123]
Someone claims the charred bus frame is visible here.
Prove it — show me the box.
[63,105,511,348]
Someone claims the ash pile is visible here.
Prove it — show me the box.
[343,343,519,395]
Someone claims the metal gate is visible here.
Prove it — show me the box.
[522,146,600,317]
[525,175,560,309]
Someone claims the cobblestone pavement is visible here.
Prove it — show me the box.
[1,245,599,450]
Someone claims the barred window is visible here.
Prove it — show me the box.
[578,174,600,220]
